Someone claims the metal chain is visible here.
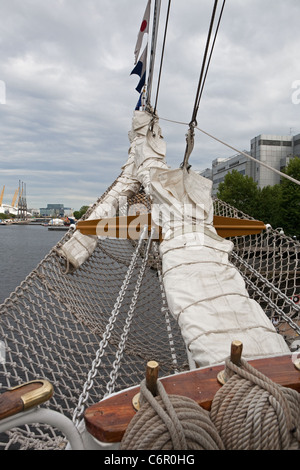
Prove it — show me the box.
[104,228,155,396]
[72,225,149,426]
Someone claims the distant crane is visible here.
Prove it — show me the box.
[17,187,23,205]
[11,188,19,207]
[0,186,4,206]
[17,181,27,220]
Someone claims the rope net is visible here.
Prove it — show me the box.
[0,185,299,449]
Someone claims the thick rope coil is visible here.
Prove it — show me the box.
[120,379,225,450]
[210,357,300,450]
[121,358,300,450]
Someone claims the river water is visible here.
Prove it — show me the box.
[0,224,65,304]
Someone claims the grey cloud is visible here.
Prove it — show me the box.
[0,0,299,210]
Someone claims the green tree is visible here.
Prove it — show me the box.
[217,170,260,217]
[280,157,300,236]
[256,184,283,228]
[73,205,89,220]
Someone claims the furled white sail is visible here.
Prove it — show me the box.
[150,168,290,366]
[58,110,290,366]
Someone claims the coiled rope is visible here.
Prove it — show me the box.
[120,379,224,450]
[121,357,300,450]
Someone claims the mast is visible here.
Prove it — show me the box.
[146,0,161,109]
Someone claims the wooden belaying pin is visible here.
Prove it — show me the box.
[230,340,243,366]
[146,360,159,396]
[217,340,243,385]
[132,360,159,412]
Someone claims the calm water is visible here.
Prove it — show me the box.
[0,224,65,304]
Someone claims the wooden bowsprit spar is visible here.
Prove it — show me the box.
[76,213,266,240]
[212,215,266,238]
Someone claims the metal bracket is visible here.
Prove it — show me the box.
[9,380,54,410]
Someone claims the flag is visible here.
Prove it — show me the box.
[131,44,147,93]
[136,73,146,94]
[135,93,142,110]
[134,0,150,64]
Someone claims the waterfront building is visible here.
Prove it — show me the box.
[39,204,73,217]
[211,151,252,196]
[30,208,40,217]
[40,204,64,217]
[250,134,294,188]
[201,133,300,195]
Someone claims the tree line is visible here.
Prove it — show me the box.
[216,157,300,237]
[73,205,89,220]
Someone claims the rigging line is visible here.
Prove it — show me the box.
[198,0,226,108]
[195,125,300,187]
[159,116,300,187]
[190,0,219,126]
[181,0,219,170]
[153,0,171,116]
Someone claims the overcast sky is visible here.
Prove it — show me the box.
[0,0,299,211]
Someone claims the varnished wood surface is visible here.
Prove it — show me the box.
[0,382,41,421]
[84,355,300,443]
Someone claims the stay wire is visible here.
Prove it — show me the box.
[198,0,226,110]
[182,0,226,170]
[160,115,300,188]
[191,0,219,126]
[153,0,171,116]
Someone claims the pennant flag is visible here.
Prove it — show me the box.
[131,45,147,77]
[136,73,146,93]
[131,44,147,93]
[135,93,142,110]
[134,0,150,64]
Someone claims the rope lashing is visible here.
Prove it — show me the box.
[120,378,224,450]
[121,357,300,450]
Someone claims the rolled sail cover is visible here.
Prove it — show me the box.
[148,166,290,367]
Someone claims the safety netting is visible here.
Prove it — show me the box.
[0,189,299,449]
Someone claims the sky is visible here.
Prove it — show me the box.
[0,0,299,211]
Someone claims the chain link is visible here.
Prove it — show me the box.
[104,228,155,396]
[72,225,149,426]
